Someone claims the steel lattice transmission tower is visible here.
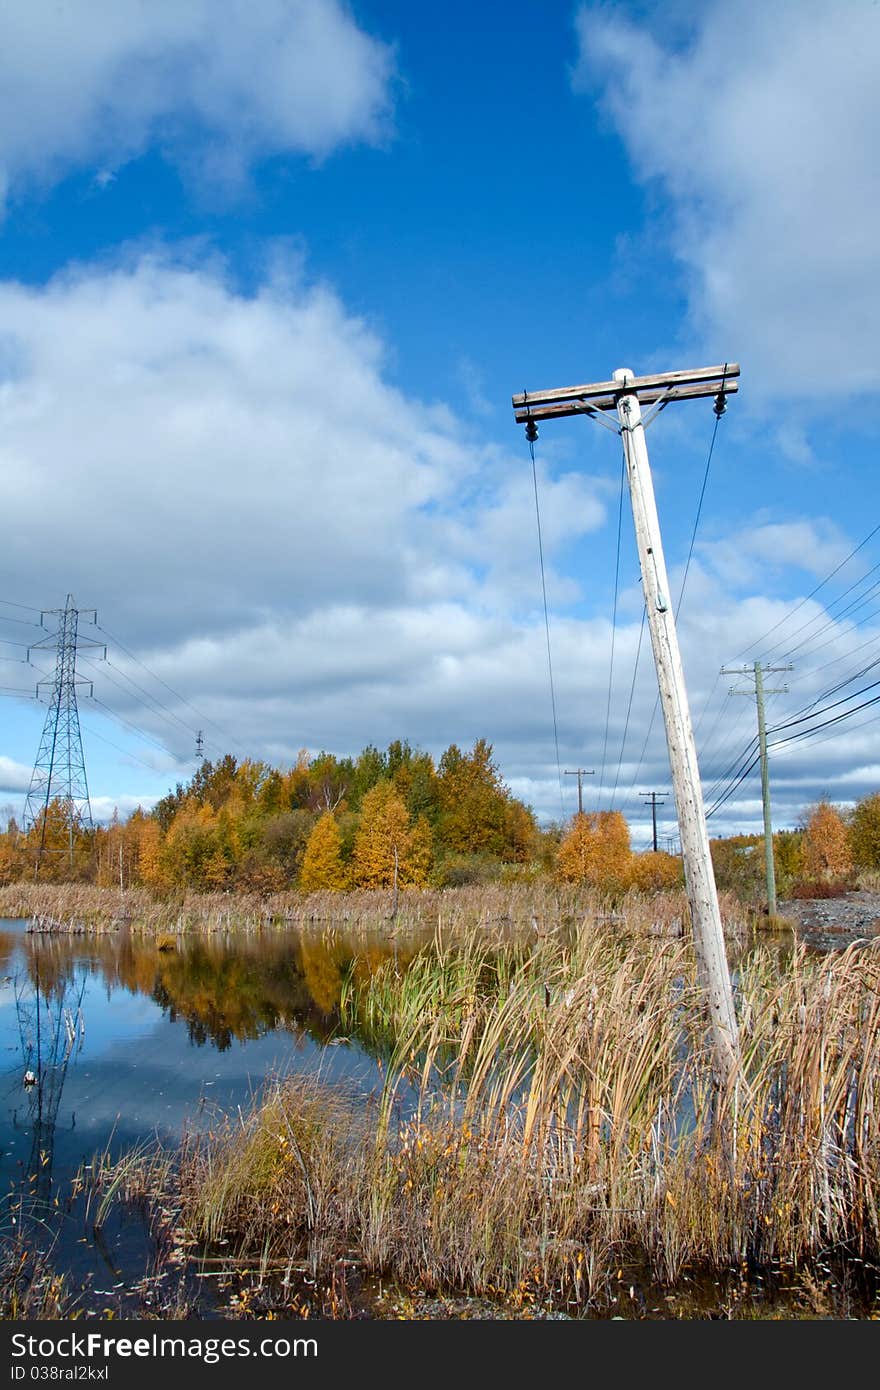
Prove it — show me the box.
[23,595,105,869]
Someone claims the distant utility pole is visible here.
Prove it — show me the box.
[514,363,741,1087]
[722,660,791,916]
[196,730,205,761]
[23,595,106,871]
[564,767,594,815]
[640,790,668,852]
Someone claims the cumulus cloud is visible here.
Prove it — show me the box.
[0,755,31,795]
[0,249,613,816]
[573,1,880,400]
[697,519,853,590]
[0,0,395,205]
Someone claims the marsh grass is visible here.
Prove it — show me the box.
[0,1230,70,1319]
[85,914,879,1316]
[0,880,747,948]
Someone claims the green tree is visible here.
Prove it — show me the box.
[437,740,509,857]
[848,792,880,871]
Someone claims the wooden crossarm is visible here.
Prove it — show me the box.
[513,377,738,423]
[512,363,739,412]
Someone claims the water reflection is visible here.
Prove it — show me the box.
[5,923,424,1054]
[0,920,424,1254]
[12,953,85,1207]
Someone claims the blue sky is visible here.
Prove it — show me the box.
[1,0,880,849]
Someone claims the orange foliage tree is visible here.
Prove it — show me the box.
[628,850,683,893]
[802,800,853,882]
[556,811,632,892]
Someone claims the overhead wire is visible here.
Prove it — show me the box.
[88,695,182,758]
[78,718,171,776]
[526,421,565,820]
[0,597,43,616]
[734,522,880,662]
[91,620,247,756]
[81,653,204,743]
[610,604,646,809]
[597,448,626,809]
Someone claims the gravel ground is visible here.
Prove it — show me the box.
[776,890,880,952]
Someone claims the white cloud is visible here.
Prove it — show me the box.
[573,1,880,400]
[0,755,31,795]
[91,794,160,825]
[697,519,852,590]
[0,0,395,205]
[0,250,612,819]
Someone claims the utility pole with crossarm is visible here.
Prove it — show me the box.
[564,767,594,816]
[640,790,668,853]
[513,363,741,1088]
[722,659,792,916]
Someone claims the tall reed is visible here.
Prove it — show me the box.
[150,919,880,1313]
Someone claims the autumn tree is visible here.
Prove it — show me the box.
[628,849,683,893]
[802,800,853,882]
[774,828,804,891]
[299,812,348,892]
[848,791,880,871]
[159,798,221,889]
[0,816,27,884]
[556,811,632,892]
[437,740,510,857]
[352,781,430,888]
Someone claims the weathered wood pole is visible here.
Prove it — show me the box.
[614,368,740,1087]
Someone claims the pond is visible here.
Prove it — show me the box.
[0,917,406,1308]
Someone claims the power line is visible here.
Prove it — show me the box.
[597,449,626,809]
[734,522,880,662]
[92,621,247,756]
[525,421,565,819]
[88,695,180,758]
[79,717,172,776]
[610,604,646,809]
[81,653,203,744]
[0,597,44,616]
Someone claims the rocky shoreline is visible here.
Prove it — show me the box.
[776,890,880,952]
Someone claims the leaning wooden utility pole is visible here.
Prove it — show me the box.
[513,364,741,1088]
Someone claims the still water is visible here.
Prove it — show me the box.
[0,917,401,1303]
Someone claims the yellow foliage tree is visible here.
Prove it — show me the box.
[556,811,632,892]
[352,781,423,888]
[130,812,166,890]
[299,812,348,892]
[802,800,853,881]
[407,815,434,887]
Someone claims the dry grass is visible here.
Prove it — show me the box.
[86,916,880,1316]
[0,879,750,949]
[0,1239,70,1319]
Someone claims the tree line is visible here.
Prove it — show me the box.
[0,739,545,892]
[3,740,879,902]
